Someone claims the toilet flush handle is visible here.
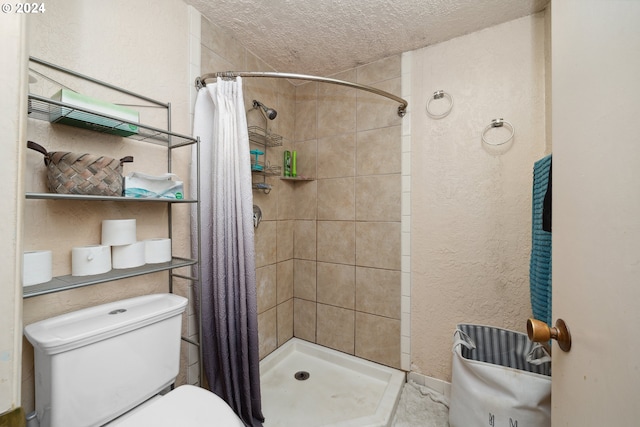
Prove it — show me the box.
[527,318,572,352]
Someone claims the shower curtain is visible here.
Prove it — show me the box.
[191,77,264,427]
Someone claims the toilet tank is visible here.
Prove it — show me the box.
[24,293,188,427]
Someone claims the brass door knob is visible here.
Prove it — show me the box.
[527,318,572,352]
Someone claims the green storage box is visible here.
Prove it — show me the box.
[50,89,139,137]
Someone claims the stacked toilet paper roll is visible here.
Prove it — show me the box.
[101,219,147,269]
[72,245,112,276]
[144,238,172,264]
[70,219,173,274]
[101,219,137,246]
[23,250,52,286]
[112,241,146,269]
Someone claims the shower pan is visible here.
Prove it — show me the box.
[260,338,405,427]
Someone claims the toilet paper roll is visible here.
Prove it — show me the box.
[101,219,137,246]
[23,250,52,286]
[72,245,112,276]
[144,238,172,264]
[112,241,146,269]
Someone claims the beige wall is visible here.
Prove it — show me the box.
[0,13,27,416]
[290,56,403,369]
[409,13,548,381]
[21,0,193,412]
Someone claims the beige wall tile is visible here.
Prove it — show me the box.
[292,180,317,220]
[355,312,401,368]
[292,180,318,220]
[277,299,294,346]
[317,73,357,139]
[356,126,402,176]
[252,176,278,220]
[200,17,244,67]
[277,259,294,304]
[294,220,316,260]
[258,307,277,360]
[317,303,355,354]
[357,78,403,132]
[276,86,297,142]
[355,267,401,319]
[249,57,403,365]
[256,264,277,314]
[317,177,355,221]
[277,177,296,220]
[317,133,356,179]
[294,298,316,342]
[276,220,294,262]
[355,175,401,222]
[243,58,281,114]
[201,47,233,78]
[254,220,277,268]
[295,84,317,142]
[356,222,401,270]
[245,50,274,72]
[294,259,317,301]
[317,221,355,264]
[356,55,401,85]
[317,262,355,309]
[293,139,318,180]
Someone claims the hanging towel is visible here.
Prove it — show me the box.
[542,159,552,232]
[530,154,552,326]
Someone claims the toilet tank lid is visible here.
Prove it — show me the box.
[24,293,187,355]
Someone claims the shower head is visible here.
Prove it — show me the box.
[253,100,277,120]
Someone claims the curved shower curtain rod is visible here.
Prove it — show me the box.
[196,71,408,117]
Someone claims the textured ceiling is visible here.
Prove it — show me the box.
[184,0,549,77]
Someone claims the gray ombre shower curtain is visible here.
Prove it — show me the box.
[191,77,264,427]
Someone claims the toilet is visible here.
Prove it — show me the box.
[24,293,244,427]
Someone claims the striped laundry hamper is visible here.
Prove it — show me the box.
[449,324,551,427]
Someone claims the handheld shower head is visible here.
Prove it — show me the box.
[253,100,278,120]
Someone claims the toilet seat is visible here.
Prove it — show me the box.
[108,385,244,426]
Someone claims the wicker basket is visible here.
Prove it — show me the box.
[27,141,133,197]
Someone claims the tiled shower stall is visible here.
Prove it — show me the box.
[199,14,404,370]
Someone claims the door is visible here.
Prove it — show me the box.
[551,1,640,424]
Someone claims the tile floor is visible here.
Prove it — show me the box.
[391,381,450,427]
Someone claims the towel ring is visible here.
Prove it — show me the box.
[481,118,515,146]
[426,90,453,119]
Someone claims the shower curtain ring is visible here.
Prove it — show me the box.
[426,90,454,119]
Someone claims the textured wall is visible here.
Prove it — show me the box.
[21,0,191,412]
[183,0,548,77]
[409,13,547,381]
[0,13,27,415]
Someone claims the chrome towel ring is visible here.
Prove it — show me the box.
[426,90,453,119]
[481,118,515,146]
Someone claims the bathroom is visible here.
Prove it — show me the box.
[2,1,640,425]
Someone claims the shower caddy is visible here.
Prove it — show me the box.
[248,123,315,194]
[23,56,203,378]
[248,125,282,194]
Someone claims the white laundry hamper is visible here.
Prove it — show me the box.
[449,323,552,427]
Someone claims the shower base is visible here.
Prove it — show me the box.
[260,338,405,427]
